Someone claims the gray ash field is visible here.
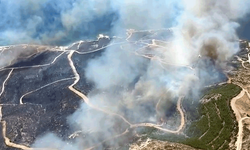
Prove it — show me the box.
[0,30,185,149]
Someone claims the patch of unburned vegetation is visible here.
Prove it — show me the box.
[183,84,241,149]
[138,84,241,150]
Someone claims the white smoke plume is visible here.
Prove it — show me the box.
[7,0,248,149]
[0,0,116,45]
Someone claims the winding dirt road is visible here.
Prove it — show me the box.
[0,69,31,149]
[231,89,245,121]
[20,77,75,104]
[230,84,250,150]
[67,47,186,149]
[65,30,186,149]
[229,44,250,150]
[0,29,188,149]
[236,117,250,150]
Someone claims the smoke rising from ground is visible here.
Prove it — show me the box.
[0,0,178,46]
[0,0,116,45]
[8,0,248,149]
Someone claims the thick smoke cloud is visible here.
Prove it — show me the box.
[0,0,178,46]
[175,0,250,64]
[9,0,248,149]
[0,0,117,45]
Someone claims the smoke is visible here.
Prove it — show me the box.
[0,0,118,45]
[0,0,181,46]
[17,0,249,149]
[33,133,78,150]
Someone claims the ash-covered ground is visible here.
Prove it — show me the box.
[0,30,192,150]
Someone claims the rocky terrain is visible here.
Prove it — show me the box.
[130,139,199,150]
[227,40,250,150]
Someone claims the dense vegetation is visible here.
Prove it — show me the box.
[140,84,241,150]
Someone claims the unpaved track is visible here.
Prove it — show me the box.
[231,89,245,121]
[230,81,245,150]
[0,70,58,150]
[0,51,65,72]
[0,30,187,149]
[67,48,186,149]
[237,117,250,150]
[231,86,250,150]
[68,50,186,132]
[20,77,75,104]
[0,69,31,149]
[229,48,250,150]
